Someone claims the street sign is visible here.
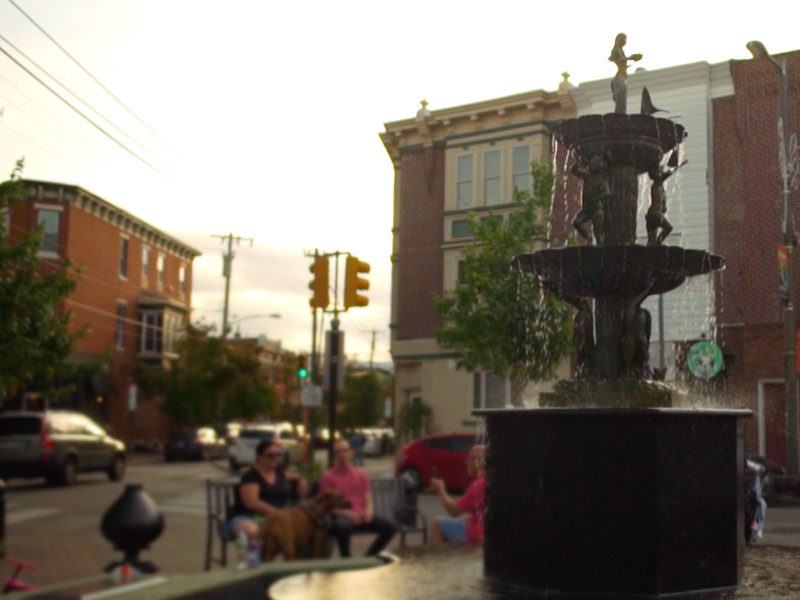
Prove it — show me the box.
[687,341,723,380]
[301,384,323,407]
[779,245,789,306]
[128,383,138,411]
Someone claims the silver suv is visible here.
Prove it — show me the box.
[0,410,126,486]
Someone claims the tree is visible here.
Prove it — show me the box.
[338,366,385,431]
[128,323,278,426]
[0,159,87,399]
[434,159,573,405]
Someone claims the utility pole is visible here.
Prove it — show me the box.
[210,232,253,338]
[369,330,381,370]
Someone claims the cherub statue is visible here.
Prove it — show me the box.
[571,155,609,245]
[620,306,652,379]
[573,298,595,379]
[646,159,687,246]
[609,33,642,114]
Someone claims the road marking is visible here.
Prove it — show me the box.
[7,508,60,525]
[157,490,208,518]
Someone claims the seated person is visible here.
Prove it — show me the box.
[430,444,486,543]
[320,439,397,557]
[228,439,307,539]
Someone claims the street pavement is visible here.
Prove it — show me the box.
[2,452,799,588]
[0,451,446,587]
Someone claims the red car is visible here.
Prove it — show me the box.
[395,433,478,492]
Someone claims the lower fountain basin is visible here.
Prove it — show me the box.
[513,245,724,300]
[539,378,682,408]
[475,407,751,599]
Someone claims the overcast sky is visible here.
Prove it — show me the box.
[0,0,797,363]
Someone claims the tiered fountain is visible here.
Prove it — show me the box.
[476,34,750,599]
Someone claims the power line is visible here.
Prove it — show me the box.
[5,0,180,155]
[0,72,124,167]
[1,120,96,177]
[0,91,108,167]
[0,44,209,206]
[0,32,164,164]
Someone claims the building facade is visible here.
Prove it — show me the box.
[381,88,575,436]
[713,50,800,463]
[4,180,200,443]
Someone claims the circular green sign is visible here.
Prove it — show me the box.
[687,341,723,379]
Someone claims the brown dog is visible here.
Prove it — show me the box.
[259,489,351,561]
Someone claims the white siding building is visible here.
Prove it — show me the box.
[570,62,734,378]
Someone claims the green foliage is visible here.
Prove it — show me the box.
[0,159,88,398]
[128,323,278,426]
[338,366,386,430]
[398,396,434,441]
[434,159,573,403]
[300,459,325,481]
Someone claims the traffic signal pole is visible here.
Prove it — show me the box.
[306,249,370,467]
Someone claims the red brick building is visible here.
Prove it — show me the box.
[713,50,800,463]
[3,180,200,443]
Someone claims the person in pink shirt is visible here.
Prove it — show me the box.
[430,444,486,543]
[319,439,397,557]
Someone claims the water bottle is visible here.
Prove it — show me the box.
[247,539,262,568]
[235,529,248,570]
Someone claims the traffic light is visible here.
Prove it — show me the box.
[297,354,309,379]
[309,256,329,309]
[344,255,370,308]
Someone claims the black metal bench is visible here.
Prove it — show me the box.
[204,476,427,570]
[362,477,428,548]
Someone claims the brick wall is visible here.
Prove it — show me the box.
[713,51,800,457]
[13,183,195,443]
[395,145,445,340]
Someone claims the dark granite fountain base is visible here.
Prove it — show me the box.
[474,407,752,599]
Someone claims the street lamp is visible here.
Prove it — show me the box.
[225,313,281,338]
[747,40,799,475]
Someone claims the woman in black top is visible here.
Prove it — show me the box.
[228,439,308,540]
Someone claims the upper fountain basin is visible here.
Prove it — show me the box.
[552,113,687,173]
[513,245,723,300]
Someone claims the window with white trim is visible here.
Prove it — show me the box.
[115,302,126,349]
[484,150,501,205]
[119,238,129,278]
[142,246,151,280]
[139,311,163,353]
[472,372,510,409]
[512,146,531,194]
[456,154,474,208]
[179,265,186,294]
[37,210,60,254]
[157,254,165,285]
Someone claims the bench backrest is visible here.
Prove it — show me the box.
[207,480,237,523]
[207,477,407,527]
[369,477,405,525]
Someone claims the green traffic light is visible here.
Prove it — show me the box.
[297,368,309,379]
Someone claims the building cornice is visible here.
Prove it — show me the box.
[23,179,202,260]
[380,86,575,159]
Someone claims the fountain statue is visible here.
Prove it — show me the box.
[476,36,751,599]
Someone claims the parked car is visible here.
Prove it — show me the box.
[164,427,227,462]
[228,424,301,472]
[396,433,478,492]
[363,428,396,456]
[0,410,126,486]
